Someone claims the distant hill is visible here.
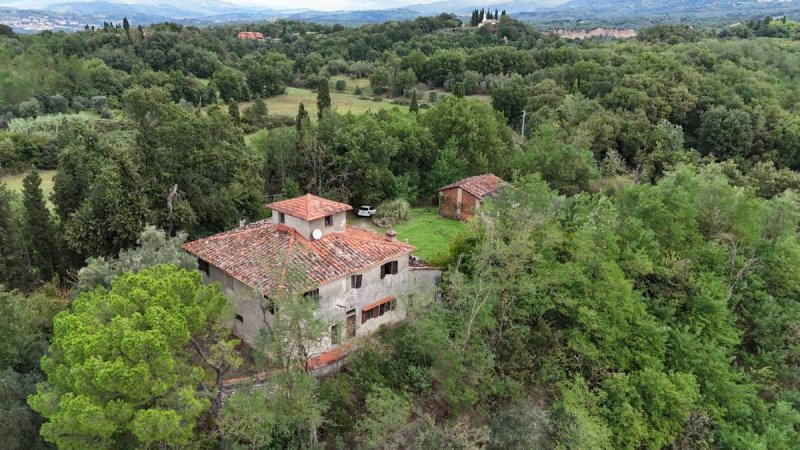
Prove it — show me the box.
[407,0,566,14]
[1,0,798,32]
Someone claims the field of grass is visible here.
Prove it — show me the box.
[1,169,57,203]
[350,208,466,262]
[241,87,392,117]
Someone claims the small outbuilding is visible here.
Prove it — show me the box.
[438,173,503,220]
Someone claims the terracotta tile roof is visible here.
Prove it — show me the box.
[439,173,504,199]
[362,295,395,311]
[184,223,415,293]
[307,343,355,371]
[267,194,353,221]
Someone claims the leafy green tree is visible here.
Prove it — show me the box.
[212,67,248,102]
[242,96,269,131]
[368,66,390,95]
[22,171,63,282]
[317,78,331,119]
[29,265,232,449]
[698,106,754,159]
[356,387,412,449]
[63,149,150,257]
[0,288,65,450]
[75,226,196,294]
[516,125,599,195]
[0,184,33,290]
[219,293,326,448]
[423,96,514,175]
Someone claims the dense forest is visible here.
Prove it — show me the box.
[1,11,800,449]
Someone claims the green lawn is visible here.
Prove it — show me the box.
[394,208,466,262]
[350,208,466,262]
[241,87,391,117]
[1,169,57,203]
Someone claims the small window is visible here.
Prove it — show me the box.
[304,288,320,302]
[351,274,363,289]
[235,314,244,323]
[331,324,341,345]
[279,212,285,224]
[325,215,333,226]
[198,259,210,275]
[380,260,399,279]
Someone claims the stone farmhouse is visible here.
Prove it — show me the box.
[184,194,440,367]
[438,173,503,220]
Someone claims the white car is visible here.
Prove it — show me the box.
[356,205,377,217]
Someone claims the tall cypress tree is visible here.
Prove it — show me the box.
[409,91,419,113]
[22,171,62,282]
[122,17,131,43]
[296,102,308,131]
[227,98,240,125]
[317,78,331,119]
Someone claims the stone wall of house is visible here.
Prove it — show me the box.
[439,187,479,220]
[200,253,431,352]
[273,210,347,240]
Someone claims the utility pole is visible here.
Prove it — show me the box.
[520,110,527,142]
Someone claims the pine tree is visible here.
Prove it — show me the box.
[228,98,240,125]
[409,91,419,113]
[316,78,331,119]
[22,171,62,282]
[495,9,499,20]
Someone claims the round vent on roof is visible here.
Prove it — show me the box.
[311,229,323,240]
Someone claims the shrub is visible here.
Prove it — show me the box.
[354,86,363,95]
[372,97,383,102]
[374,198,410,224]
[428,91,438,103]
[335,79,346,92]
[89,96,108,113]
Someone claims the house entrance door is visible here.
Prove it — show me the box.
[346,310,356,338]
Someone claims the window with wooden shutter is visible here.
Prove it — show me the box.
[361,297,396,324]
[351,274,363,289]
[380,260,398,279]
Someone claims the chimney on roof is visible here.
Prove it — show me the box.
[385,227,397,242]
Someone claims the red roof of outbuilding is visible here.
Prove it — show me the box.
[438,173,504,199]
[184,222,414,293]
[267,194,353,221]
